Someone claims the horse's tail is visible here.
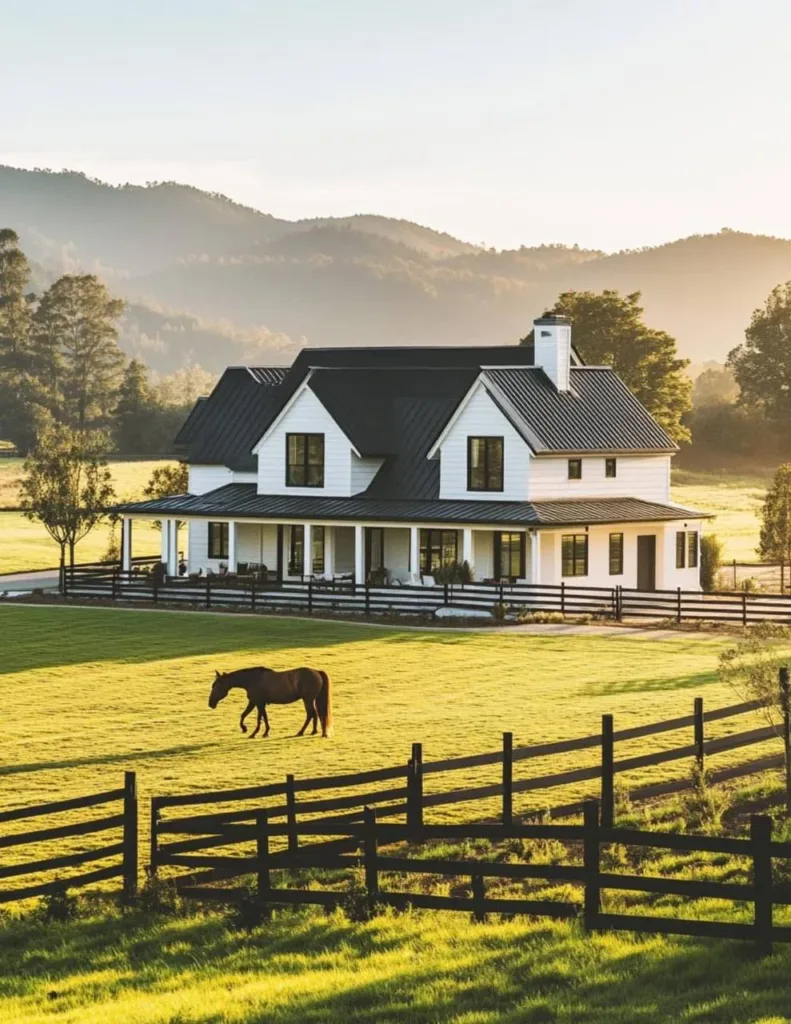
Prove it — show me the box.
[316,670,332,737]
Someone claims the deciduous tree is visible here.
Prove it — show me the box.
[759,464,791,572]
[729,282,791,431]
[521,290,691,443]
[20,424,116,570]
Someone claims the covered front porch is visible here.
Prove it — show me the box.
[119,517,541,586]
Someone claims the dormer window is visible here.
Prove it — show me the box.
[286,433,324,487]
[468,437,504,492]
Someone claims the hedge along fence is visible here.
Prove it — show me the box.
[150,684,791,894]
[176,803,791,955]
[63,565,791,625]
[0,772,137,906]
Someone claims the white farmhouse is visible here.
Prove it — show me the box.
[116,316,705,592]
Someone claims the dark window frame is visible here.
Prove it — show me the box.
[494,531,526,581]
[467,436,505,492]
[687,531,699,569]
[419,529,458,575]
[289,525,304,576]
[568,458,582,481]
[605,458,617,479]
[562,533,588,577]
[609,532,624,575]
[208,522,229,560]
[676,531,686,569]
[286,433,325,488]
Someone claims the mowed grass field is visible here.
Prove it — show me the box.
[3,605,791,1023]
[672,468,771,562]
[0,459,175,574]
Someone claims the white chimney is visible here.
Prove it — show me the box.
[533,314,571,391]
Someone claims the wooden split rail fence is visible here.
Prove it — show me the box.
[63,564,791,625]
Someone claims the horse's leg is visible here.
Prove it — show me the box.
[297,698,313,736]
[239,699,255,734]
[310,699,319,735]
[261,705,270,737]
[249,706,262,739]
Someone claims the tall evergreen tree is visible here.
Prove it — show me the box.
[728,282,791,432]
[114,359,152,453]
[0,229,36,448]
[33,275,125,429]
[521,290,692,443]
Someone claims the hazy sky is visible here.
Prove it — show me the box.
[2,0,790,250]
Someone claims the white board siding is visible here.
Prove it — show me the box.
[472,530,494,580]
[351,456,384,495]
[188,466,257,495]
[383,528,410,579]
[528,455,671,503]
[334,526,355,573]
[438,383,531,501]
[256,388,354,496]
[236,523,279,570]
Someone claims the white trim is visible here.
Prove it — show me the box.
[251,372,361,457]
[426,374,486,460]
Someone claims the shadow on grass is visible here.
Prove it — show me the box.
[2,907,791,1023]
[1,605,434,674]
[0,742,219,776]
[580,668,719,697]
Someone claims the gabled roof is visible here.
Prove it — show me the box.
[114,484,708,528]
[481,367,677,454]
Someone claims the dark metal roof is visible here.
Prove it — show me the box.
[114,484,706,527]
[482,367,677,454]
[246,367,289,385]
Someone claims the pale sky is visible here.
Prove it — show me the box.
[2,0,790,251]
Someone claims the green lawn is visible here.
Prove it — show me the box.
[3,904,791,1024]
[0,460,175,574]
[2,605,790,1023]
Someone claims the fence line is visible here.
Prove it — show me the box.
[62,565,791,625]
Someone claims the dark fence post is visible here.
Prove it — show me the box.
[472,873,487,923]
[251,578,257,613]
[59,562,66,596]
[206,575,211,609]
[149,797,161,877]
[307,578,313,616]
[676,587,682,625]
[443,582,449,607]
[122,771,138,903]
[561,581,565,616]
[583,798,601,932]
[751,814,773,956]
[111,570,118,601]
[600,714,614,829]
[365,582,371,617]
[502,731,513,827]
[407,742,423,832]
[780,667,791,817]
[256,811,272,921]
[742,591,747,627]
[153,567,159,605]
[733,558,737,589]
[694,697,705,773]
[498,580,504,604]
[364,806,379,914]
[286,774,298,854]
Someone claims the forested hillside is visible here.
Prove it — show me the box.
[4,166,791,371]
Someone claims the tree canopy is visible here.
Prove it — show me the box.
[521,290,692,443]
[759,463,791,565]
[728,282,791,432]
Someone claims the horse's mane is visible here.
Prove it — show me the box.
[220,665,270,681]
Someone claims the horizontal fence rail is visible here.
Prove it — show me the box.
[61,567,791,625]
[0,772,137,906]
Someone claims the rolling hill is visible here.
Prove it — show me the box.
[2,165,791,372]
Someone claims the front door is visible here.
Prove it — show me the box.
[636,535,656,592]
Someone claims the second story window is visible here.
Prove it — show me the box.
[568,458,582,480]
[605,458,617,478]
[286,433,324,487]
[468,436,504,491]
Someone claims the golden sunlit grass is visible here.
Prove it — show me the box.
[672,468,770,562]
[0,460,175,574]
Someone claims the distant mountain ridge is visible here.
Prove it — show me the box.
[2,165,790,373]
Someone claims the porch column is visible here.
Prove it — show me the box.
[354,524,365,585]
[409,526,419,577]
[304,523,313,578]
[324,526,335,578]
[160,518,169,564]
[121,517,132,572]
[167,519,179,577]
[530,530,541,585]
[227,521,237,573]
[462,528,473,568]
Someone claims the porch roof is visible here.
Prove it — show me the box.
[113,484,708,528]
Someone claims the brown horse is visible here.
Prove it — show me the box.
[208,666,332,738]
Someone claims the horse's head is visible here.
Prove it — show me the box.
[208,670,232,709]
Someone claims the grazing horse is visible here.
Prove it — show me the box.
[208,666,332,738]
